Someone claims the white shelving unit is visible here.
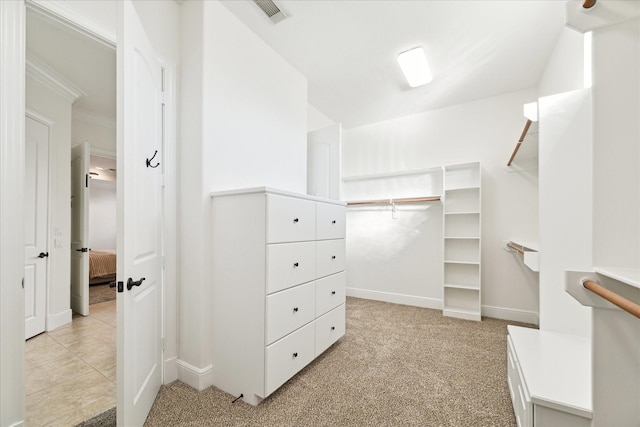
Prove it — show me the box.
[442,162,481,321]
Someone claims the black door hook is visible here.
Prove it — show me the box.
[146,150,160,168]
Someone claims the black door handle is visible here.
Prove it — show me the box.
[76,248,88,253]
[38,252,49,258]
[127,277,146,290]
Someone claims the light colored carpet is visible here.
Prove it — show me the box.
[144,297,533,426]
[89,283,116,305]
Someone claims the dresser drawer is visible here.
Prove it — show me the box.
[315,304,345,357]
[316,202,346,240]
[266,194,316,243]
[316,239,345,278]
[266,281,315,345]
[507,335,532,427]
[266,241,316,294]
[315,272,346,316]
[265,321,315,397]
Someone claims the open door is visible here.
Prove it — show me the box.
[116,1,163,425]
[70,141,90,316]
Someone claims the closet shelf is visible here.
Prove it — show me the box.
[444,186,480,192]
[444,283,480,291]
[445,235,479,240]
[444,260,480,266]
[505,240,539,272]
[593,266,640,289]
[444,211,480,215]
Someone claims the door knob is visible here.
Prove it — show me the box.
[127,277,146,290]
[38,252,49,258]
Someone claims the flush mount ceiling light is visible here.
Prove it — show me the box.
[397,47,433,88]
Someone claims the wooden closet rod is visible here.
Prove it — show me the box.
[583,0,597,9]
[583,280,640,319]
[507,119,533,166]
[506,242,525,254]
[347,196,441,206]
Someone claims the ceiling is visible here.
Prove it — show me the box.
[222,0,567,128]
[26,7,116,128]
[25,1,568,134]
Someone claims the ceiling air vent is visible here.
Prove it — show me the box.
[253,0,287,24]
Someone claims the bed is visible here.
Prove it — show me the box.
[89,250,117,284]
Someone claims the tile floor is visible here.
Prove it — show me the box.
[25,299,116,426]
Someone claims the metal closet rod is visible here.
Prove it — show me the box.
[583,279,640,319]
[346,196,441,206]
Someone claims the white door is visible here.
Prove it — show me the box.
[116,1,163,425]
[71,141,90,316]
[307,124,341,200]
[24,115,49,339]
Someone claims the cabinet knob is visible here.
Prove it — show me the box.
[332,220,336,224]
[293,307,299,312]
[293,218,299,223]
[331,291,336,295]
[293,262,299,267]
[331,326,335,331]
[331,255,336,260]
[293,352,298,358]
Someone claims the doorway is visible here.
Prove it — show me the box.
[24,4,118,424]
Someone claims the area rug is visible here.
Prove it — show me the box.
[89,283,116,305]
[74,407,115,427]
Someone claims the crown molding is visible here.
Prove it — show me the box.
[26,0,116,49]
[26,51,87,104]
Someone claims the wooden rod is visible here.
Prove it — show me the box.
[347,196,440,206]
[506,242,525,254]
[507,142,522,166]
[507,119,533,166]
[519,119,533,143]
[583,280,640,319]
[583,0,597,9]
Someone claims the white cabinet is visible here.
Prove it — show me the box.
[507,326,592,427]
[442,162,481,321]
[211,187,346,405]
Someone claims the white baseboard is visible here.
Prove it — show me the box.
[346,288,539,325]
[46,309,72,331]
[346,287,442,310]
[164,356,178,384]
[8,421,24,427]
[177,359,214,391]
[481,304,539,325]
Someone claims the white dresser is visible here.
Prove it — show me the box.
[210,187,346,405]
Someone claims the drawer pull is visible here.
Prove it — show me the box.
[332,220,336,224]
[331,326,335,331]
[331,291,336,295]
[293,352,298,358]
[293,262,299,267]
[331,255,336,260]
[293,307,299,312]
[293,218,299,223]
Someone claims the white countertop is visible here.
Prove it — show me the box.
[508,325,592,419]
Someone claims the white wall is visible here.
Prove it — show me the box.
[536,24,592,336]
[26,74,73,330]
[308,104,335,132]
[538,27,585,98]
[342,89,540,323]
[179,0,308,389]
[89,180,116,249]
[592,17,639,271]
[72,113,116,155]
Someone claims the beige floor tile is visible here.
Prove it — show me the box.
[26,369,115,426]
[25,333,58,351]
[24,340,70,371]
[25,300,117,426]
[25,354,95,396]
